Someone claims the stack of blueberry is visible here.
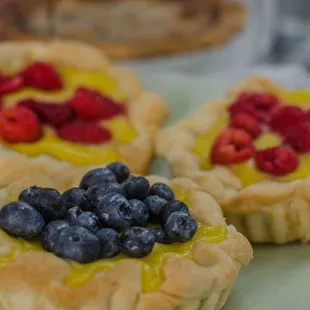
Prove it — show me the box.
[0,162,197,263]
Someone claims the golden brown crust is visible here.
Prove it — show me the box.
[97,2,246,59]
[0,40,169,175]
[0,168,252,310]
[1,2,245,60]
[156,77,310,243]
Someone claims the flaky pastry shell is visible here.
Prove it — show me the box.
[0,40,168,175]
[157,77,310,244]
[0,154,252,310]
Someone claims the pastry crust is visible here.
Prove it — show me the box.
[157,77,310,243]
[0,155,253,310]
[1,1,245,59]
[0,40,169,175]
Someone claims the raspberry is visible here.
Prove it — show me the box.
[67,88,125,121]
[18,99,39,112]
[284,122,310,153]
[0,74,24,95]
[269,106,305,136]
[228,93,280,122]
[39,103,75,128]
[211,128,255,165]
[230,113,262,138]
[20,62,62,90]
[255,146,299,176]
[305,110,310,122]
[18,99,75,128]
[58,121,112,144]
[0,106,41,143]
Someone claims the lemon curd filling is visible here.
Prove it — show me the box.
[192,91,310,187]
[0,190,228,293]
[1,67,137,166]
[5,115,136,167]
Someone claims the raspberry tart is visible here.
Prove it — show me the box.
[0,159,252,310]
[157,77,310,244]
[0,40,168,174]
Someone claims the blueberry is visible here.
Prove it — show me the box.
[31,188,66,222]
[97,193,132,232]
[86,182,125,211]
[121,176,150,200]
[150,228,175,244]
[96,228,120,258]
[160,200,189,225]
[0,201,45,239]
[41,220,71,252]
[120,227,155,258]
[144,195,167,223]
[54,226,100,263]
[164,211,197,242]
[106,162,130,183]
[128,199,149,227]
[65,206,83,224]
[76,211,101,233]
[149,183,175,201]
[18,185,39,205]
[62,188,88,210]
[80,168,117,190]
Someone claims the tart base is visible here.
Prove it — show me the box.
[225,178,310,244]
[0,164,252,310]
[157,77,310,244]
[0,40,168,175]
[0,228,246,310]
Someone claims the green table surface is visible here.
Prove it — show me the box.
[135,68,310,310]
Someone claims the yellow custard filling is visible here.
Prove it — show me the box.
[1,67,137,166]
[193,91,310,187]
[0,190,228,293]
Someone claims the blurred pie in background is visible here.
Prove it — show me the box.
[1,0,245,60]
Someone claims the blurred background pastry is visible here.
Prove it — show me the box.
[2,0,310,73]
[0,0,245,60]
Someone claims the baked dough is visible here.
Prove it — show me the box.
[0,154,252,310]
[1,0,245,59]
[157,77,310,244]
[0,40,168,175]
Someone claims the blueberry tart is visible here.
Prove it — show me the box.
[157,77,310,243]
[0,161,252,310]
